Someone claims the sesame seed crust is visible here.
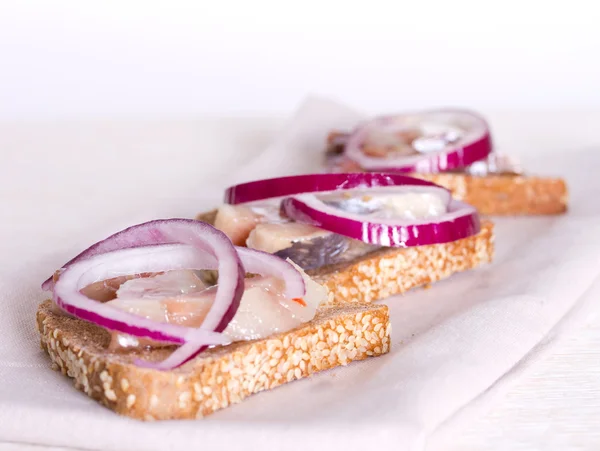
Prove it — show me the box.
[36,300,389,421]
[311,221,494,307]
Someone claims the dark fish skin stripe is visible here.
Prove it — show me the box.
[275,234,378,271]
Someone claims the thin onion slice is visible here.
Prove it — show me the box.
[53,245,232,346]
[224,173,444,205]
[281,190,480,247]
[41,219,233,291]
[46,219,245,370]
[343,109,492,173]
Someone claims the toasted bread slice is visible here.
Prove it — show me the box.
[326,131,568,216]
[37,300,389,421]
[197,210,494,307]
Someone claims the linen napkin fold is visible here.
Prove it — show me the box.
[0,96,598,451]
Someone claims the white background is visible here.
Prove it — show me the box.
[1,0,600,119]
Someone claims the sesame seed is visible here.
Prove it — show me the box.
[105,389,117,401]
[374,323,383,332]
[300,340,308,352]
[336,325,345,334]
[292,351,303,366]
[193,384,203,401]
[286,369,294,382]
[294,368,302,379]
[329,332,339,344]
[150,394,159,409]
[294,338,302,350]
[202,386,212,396]
[126,394,136,409]
[120,378,129,392]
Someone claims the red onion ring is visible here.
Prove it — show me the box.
[224,173,444,205]
[343,109,492,173]
[281,190,480,247]
[42,219,230,291]
[53,245,233,346]
[45,219,244,370]
[44,219,307,370]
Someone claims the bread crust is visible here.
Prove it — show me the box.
[37,300,389,420]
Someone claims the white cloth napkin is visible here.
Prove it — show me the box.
[1,96,599,451]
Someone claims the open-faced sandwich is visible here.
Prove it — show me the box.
[325,109,568,215]
[201,173,494,306]
[37,173,493,421]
